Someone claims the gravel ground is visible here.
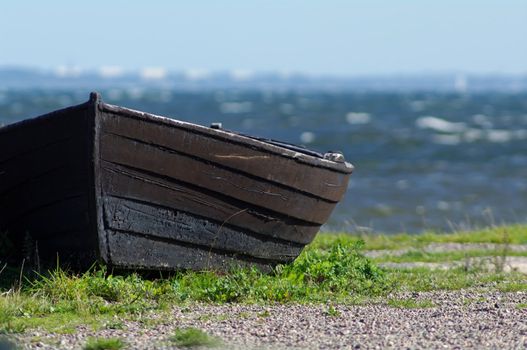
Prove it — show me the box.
[10,290,527,349]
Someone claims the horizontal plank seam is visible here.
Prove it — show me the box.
[101,161,321,227]
[104,131,337,204]
[107,228,287,266]
[103,194,305,249]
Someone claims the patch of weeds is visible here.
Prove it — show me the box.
[317,224,527,251]
[0,299,26,334]
[496,280,527,292]
[385,265,527,293]
[196,313,230,322]
[324,304,341,317]
[387,298,435,309]
[104,320,126,330]
[136,317,164,329]
[516,303,527,309]
[169,327,221,348]
[0,319,26,334]
[462,297,486,306]
[257,310,271,318]
[174,240,389,303]
[373,250,527,264]
[83,337,125,350]
[385,267,473,292]
[237,311,250,319]
[27,313,92,334]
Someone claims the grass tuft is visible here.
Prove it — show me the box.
[313,225,527,251]
[324,304,341,317]
[83,337,125,350]
[169,327,221,348]
[173,240,388,303]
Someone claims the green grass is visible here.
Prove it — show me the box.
[324,304,341,316]
[385,266,526,292]
[314,224,527,251]
[83,337,125,350]
[372,249,527,264]
[0,240,386,334]
[169,328,221,348]
[0,224,525,338]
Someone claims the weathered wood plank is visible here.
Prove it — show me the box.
[100,161,319,244]
[106,229,274,271]
[101,112,350,201]
[0,164,88,223]
[6,195,90,236]
[0,138,83,195]
[0,106,88,163]
[100,133,335,224]
[103,196,301,262]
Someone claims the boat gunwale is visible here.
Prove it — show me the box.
[98,100,354,175]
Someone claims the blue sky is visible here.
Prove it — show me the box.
[1,0,525,75]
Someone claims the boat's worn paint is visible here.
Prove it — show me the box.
[0,92,353,271]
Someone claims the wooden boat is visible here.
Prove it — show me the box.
[0,92,353,271]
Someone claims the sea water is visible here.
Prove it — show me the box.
[1,88,526,233]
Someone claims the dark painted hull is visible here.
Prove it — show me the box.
[0,93,353,271]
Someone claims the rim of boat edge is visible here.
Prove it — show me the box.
[88,92,354,175]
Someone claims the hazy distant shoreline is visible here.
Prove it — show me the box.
[1,67,526,92]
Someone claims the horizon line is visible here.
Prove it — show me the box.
[1,64,526,80]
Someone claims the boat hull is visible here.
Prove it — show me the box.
[0,93,353,271]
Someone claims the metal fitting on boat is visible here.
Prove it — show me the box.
[324,151,345,163]
[210,122,222,129]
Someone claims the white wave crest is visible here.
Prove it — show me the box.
[300,131,316,144]
[487,130,512,143]
[346,112,371,125]
[416,116,466,133]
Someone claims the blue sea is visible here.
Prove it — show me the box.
[1,87,526,233]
